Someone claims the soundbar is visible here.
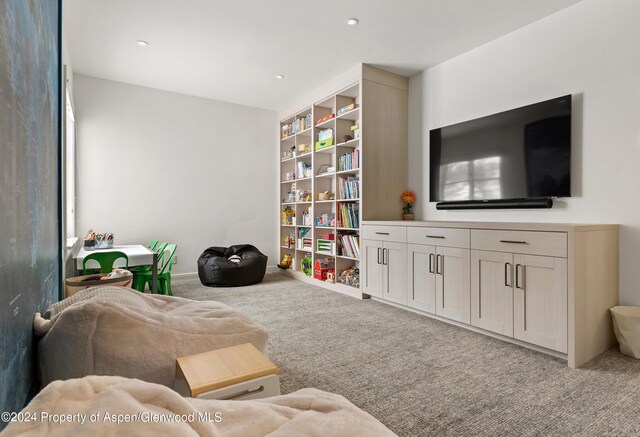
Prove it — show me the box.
[436,198,553,210]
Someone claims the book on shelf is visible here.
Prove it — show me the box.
[337,176,360,199]
[297,162,312,179]
[337,203,359,229]
[338,148,360,172]
[338,234,360,259]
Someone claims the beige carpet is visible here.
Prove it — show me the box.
[174,273,640,437]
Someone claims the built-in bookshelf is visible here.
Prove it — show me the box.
[279,64,408,299]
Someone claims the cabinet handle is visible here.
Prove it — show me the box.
[377,247,382,265]
[515,264,525,289]
[436,254,442,275]
[375,232,390,235]
[500,240,528,244]
[504,262,512,287]
[426,235,445,239]
[428,253,434,273]
[383,248,388,265]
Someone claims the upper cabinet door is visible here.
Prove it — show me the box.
[384,241,407,305]
[407,243,436,313]
[471,250,514,337]
[362,239,384,298]
[513,254,568,353]
[435,246,471,323]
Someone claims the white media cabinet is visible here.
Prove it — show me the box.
[362,220,619,368]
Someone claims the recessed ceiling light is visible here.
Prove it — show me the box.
[275,74,285,79]
[345,18,359,26]
[137,40,150,46]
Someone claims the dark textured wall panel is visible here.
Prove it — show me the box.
[0,0,60,424]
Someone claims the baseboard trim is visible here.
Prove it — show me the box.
[172,265,279,282]
[281,269,363,300]
[171,272,199,282]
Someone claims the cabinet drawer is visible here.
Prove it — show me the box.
[407,227,470,248]
[362,225,406,243]
[471,230,567,258]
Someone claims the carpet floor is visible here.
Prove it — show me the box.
[174,274,640,437]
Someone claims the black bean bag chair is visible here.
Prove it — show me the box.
[198,244,268,287]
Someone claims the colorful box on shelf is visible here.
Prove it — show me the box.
[316,239,335,255]
[316,114,335,125]
[315,138,334,151]
[337,103,358,116]
[318,128,333,141]
[314,258,335,281]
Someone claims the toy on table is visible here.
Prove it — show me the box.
[84,229,114,250]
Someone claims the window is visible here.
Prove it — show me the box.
[63,82,76,239]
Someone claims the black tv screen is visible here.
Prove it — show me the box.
[429,95,571,203]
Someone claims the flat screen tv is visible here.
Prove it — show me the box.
[429,95,571,207]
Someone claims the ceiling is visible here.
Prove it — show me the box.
[63,0,582,112]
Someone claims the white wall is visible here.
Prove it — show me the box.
[73,75,278,275]
[408,0,640,305]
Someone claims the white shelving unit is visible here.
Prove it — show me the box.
[279,65,408,299]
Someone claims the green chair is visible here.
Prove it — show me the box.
[129,242,167,273]
[132,244,177,295]
[82,251,129,275]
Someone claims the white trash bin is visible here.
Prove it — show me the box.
[610,306,640,359]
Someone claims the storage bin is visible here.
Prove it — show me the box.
[65,272,133,298]
[610,306,640,359]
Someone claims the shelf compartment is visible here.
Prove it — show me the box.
[315,145,335,154]
[337,169,359,175]
[336,255,359,261]
[335,138,359,148]
[335,107,360,121]
[316,172,335,179]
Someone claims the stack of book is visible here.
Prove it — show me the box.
[338,148,360,172]
[338,176,360,199]
[339,235,360,258]
[337,203,359,229]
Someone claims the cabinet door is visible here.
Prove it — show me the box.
[362,239,384,298]
[513,254,568,353]
[435,247,471,323]
[407,244,436,313]
[471,250,514,337]
[383,242,407,305]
